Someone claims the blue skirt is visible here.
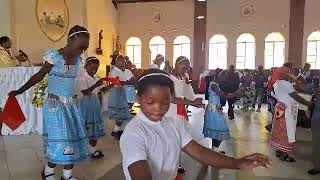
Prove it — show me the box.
[108,87,132,122]
[80,95,106,140]
[203,106,231,141]
[124,85,137,103]
[43,97,89,165]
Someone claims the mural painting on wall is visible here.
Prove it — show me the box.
[240,4,255,17]
[36,0,69,42]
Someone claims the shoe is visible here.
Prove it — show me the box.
[111,131,123,140]
[308,168,320,175]
[41,169,55,180]
[61,177,79,180]
[178,166,186,174]
[265,124,272,132]
[256,108,261,112]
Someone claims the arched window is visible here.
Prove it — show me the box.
[149,36,166,65]
[264,33,285,69]
[307,31,320,69]
[209,34,227,69]
[236,33,256,69]
[126,37,142,68]
[173,35,191,65]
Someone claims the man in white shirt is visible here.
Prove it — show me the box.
[149,54,164,69]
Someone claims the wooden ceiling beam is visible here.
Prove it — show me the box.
[117,0,182,3]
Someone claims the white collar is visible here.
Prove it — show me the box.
[137,111,162,125]
[83,71,96,80]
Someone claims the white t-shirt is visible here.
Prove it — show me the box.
[149,63,159,69]
[120,112,193,180]
[109,67,133,81]
[165,75,196,118]
[75,71,102,99]
[274,80,295,106]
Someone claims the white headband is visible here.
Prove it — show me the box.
[176,57,188,64]
[85,57,99,65]
[154,55,164,61]
[139,73,171,82]
[69,30,88,38]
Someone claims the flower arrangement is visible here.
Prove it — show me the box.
[31,76,48,108]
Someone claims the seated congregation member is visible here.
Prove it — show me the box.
[308,77,320,175]
[149,54,164,69]
[218,65,240,119]
[108,55,136,140]
[240,69,255,111]
[9,25,90,180]
[120,69,271,180]
[0,36,26,67]
[271,76,312,162]
[76,57,112,159]
[204,77,245,154]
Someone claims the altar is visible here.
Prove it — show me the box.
[0,66,43,135]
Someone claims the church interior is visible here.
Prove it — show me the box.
[0,0,320,179]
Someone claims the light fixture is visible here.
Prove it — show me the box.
[196,16,205,19]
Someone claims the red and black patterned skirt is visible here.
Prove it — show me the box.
[270,102,294,153]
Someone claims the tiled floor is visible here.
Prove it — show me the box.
[0,106,318,180]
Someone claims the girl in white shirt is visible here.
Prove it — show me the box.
[76,57,111,159]
[120,69,271,180]
[149,54,164,69]
[108,55,135,140]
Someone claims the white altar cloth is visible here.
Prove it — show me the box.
[0,67,43,135]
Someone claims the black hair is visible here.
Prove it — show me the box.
[137,69,175,97]
[283,62,293,68]
[175,56,190,66]
[0,36,10,46]
[85,56,100,65]
[68,25,90,40]
[111,54,124,66]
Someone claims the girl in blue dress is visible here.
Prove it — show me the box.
[108,55,135,140]
[203,79,245,153]
[76,57,112,159]
[9,25,90,180]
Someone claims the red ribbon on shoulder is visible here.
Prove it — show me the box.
[177,104,188,121]
[102,78,122,86]
[0,96,26,131]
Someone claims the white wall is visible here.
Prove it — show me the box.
[303,0,320,66]
[206,0,290,69]
[11,0,86,63]
[118,0,194,68]
[86,0,118,76]
[0,0,12,37]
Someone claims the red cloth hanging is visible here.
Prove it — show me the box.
[0,96,26,131]
[102,77,122,86]
[177,104,188,121]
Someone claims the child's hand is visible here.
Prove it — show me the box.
[236,153,271,171]
[8,90,21,97]
[193,98,203,104]
[95,79,104,87]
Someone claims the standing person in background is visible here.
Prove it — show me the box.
[166,56,205,174]
[149,54,164,69]
[241,69,255,111]
[163,60,173,73]
[300,63,313,94]
[76,57,111,159]
[252,65,268,112]
[108,55,135,140]
[218,65,240,120]
[308,77,320,175]
[9,25,90,180]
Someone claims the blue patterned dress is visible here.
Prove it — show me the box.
[203,82,231,141]
[42,50,89,165]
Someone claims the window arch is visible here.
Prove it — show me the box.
[264,33,285,69]
[307,31,320,69]
[236,33,256,69]
[173,35,191,65]
[149,36,166,66]
[126,37,142,68]
[209,34,228,69]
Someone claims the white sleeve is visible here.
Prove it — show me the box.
[283,81,295,94]
[120,130,147,168]
[75,77,87,99]
[184,83,196,101]
[176,119,193,149]
[109,70,118,78]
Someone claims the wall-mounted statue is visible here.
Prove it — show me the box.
[96,30,103,55]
